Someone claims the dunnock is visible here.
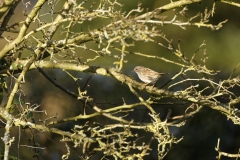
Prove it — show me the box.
[133,66,166,84]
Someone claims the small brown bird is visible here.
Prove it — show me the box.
[133,66,167,84]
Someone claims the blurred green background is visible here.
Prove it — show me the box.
[1,0,240,159]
